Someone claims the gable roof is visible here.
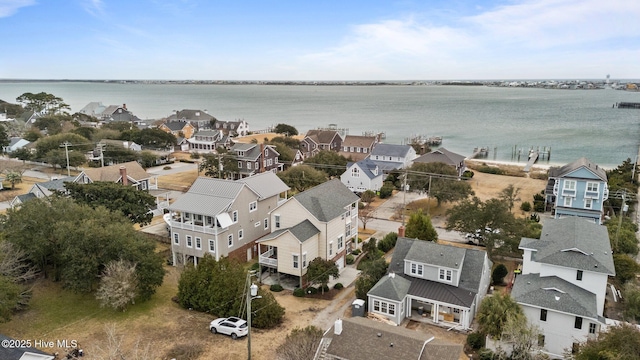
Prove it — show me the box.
[304,129,341,144]
[34,176,75,192]
[162,121,192,131]
[232,143,279,161]
[258,219,320,243]
[368,273,412,301]
[370,143,412,157]
[413,147,466,166]
[237,172,290,199]
[404,240,466,269]
[81,161,152,183]
[293,179,359,222]
[548,157,607,181]
[324,317,462,360]
[519,217,615,275]
[346,159,382,180]
[341,135,377,148]
[513,274,603,321]
[169,109,215,121]
[169,177,245,216]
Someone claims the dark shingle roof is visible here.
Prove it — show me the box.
[549,157,607,181]
[404,240,466,269]
[519,217,615,275]
[512,274,602,320]
[368,273,412,301]
[258,220,320,243]
[304,129,341,145]
[347,158,382,180]
[408,277,477,307]
[163,121,191,131]
[169,109,215,121]
[293,179,359,222]
[413,147,466,166]
[325,317,462,360]
[370,143,412,157]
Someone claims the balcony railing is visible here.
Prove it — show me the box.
[169,219,224,235]
[259,248,278,268]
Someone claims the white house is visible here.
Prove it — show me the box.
[340,158,384,193]
[512,217,615,358]
[367,237,492,329]
[368,144,416,173]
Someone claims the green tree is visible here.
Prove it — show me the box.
[65,182,156,226]
[605,216,639,255]
[0,124,9,151]
[355,258,388,300]
[139,150,158,169]
[99,144,139,165]
[33,114,73,135]
[360,190,376,204]
[9,147,33,162]
[269,135,301,149]
[623,282,640,322]
[270,142,295,163]
[16,92,70,114]
[492,264,509,285]
[275,326,323,360]
[44,148,86,169]
[277,165,328,192]
[34,133,91,159]
[408,162,474,206]
[499,184,521,213]
[379,182,394,198]
[200,151,238,179]
[613,254,640,284]
[273,123,299,136]
[304,150,348,177]
[0,276,22,322]
[0,240,37,322]
[306,257,339,294]
[405,210,438,242]
[71,126,96,140]
[476,292,524,339]
[574,324,640,360]
[250,288,285,329]
[4,171,22,189]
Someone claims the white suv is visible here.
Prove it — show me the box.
[209,316,248,340]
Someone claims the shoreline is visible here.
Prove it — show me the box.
[465,158,552,171]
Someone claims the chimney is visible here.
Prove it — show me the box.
[398,225,405,237]
[122,103,127,110]
[260,143,265,173]
[334,319,342,335]
[120,166,128,186]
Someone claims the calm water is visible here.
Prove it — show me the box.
[1,82,638,168]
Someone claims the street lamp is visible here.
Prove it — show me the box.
[247,272,261,360]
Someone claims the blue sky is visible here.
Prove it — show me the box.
[1,0,639,80]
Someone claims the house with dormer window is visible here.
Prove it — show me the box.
[512,217,615,358]
[340,158,384,193]
[167,109,217,130]
[338,135,380,162]
[367,237,492,329]
[368,144,417,173]
[167,172,289,266]
[301,129,343,158]
[230,143,283,179]
[256,179,360,288]
[545,157,609,224]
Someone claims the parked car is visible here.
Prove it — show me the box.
[209,316,248,339]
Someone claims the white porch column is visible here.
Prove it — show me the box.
[433,303,439,324]
[194,256,198,267]
[172,249,176,267]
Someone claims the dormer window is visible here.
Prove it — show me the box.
[438,268,452,282]
[410,263,423,276]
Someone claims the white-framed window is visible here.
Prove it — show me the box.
[346,223,351,237]
[264,218,268,229]
[584,198,593,209]
[186,235,193,248]
[363,148,368,153]
[343,146,348,151]
[249,201,257,212]
[195,237,202,250]
[173,233,179,245]
[293,254,299,269]
[439,268,452,282]
[238,161,242,168]
[238,229,243,240]
[255,221,261,227]
[372,299,396,315]
[329,242,333,256]
[588,323,596,334]
[265,148,269,156]
[247,162,252,170]
[267,158,273,166]
[564,196,573,207]
[208,239,215,253]
[356,147,361,153]
[232,210,238,223]
[206,216,213,225]
[586,182,599,193]
[274,214,280,229]
[228,234,233,247]
[338,235,344,249]
[411,263,424,276]
[564,180,576,191]
[303,253,307,268]
[453,308,460,314]
[352,167,360,177]
[255,161,259,168]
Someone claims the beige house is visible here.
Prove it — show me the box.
[168,172,289,265]
[257,179,359,287]
[76,161,158,191]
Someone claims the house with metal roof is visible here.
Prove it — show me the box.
[167,172,290,265]
[340,158,384,193]
[316,317,463,360]
[367,237,492,329]
[512,217,615,358]
[544,157,609,224]
[257,179,360,287]
[231,143,283,179]
[368,143,417,172]
[412,148,467,177]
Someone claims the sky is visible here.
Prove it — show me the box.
[1,0,639,80]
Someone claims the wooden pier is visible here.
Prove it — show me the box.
[471,147,489,159]
[512,145,551,163]
[614,102,640,109]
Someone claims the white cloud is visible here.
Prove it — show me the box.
[0,0,36,18]
[81,0,105,17]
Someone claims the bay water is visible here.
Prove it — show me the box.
[0,82,638,168]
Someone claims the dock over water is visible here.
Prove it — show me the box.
[523,152,539,172]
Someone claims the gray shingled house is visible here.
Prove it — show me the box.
[367,237,492,329]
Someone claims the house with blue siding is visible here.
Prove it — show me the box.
[548,157,608,224]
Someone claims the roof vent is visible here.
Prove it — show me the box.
[594,264,598,268]
[440,253,443,256]
[390,343,394,347]
[389,272,395,279]
[555,296,560,301]
[377,333,382,337]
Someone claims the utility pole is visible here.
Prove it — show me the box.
[97,142,106,167]
[246,271,261,360]
[60,142,72,177]
[218,153,223,178]
[615,191,628,251]
[426,175,432,215]
[402,169,408,226]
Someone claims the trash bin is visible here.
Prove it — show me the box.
[352,299,366,317]
[418,306,424,315]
